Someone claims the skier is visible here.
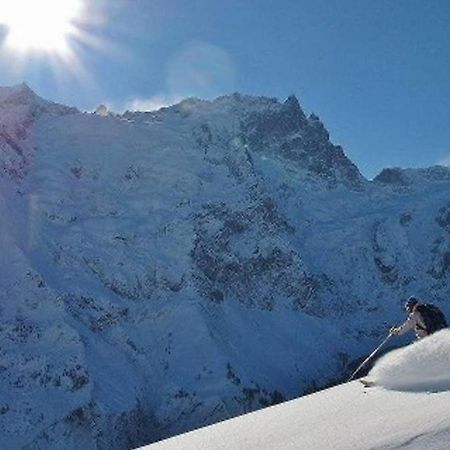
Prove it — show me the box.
[390,296,448,340]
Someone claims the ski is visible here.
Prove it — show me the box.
[359,379,376,388]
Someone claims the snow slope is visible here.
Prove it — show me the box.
[146,382,450,450]
[146,383,450,450]
[146,332,450,450]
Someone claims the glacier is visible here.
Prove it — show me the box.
[0,83,449,449]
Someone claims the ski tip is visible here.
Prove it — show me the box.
[359,379,376,388]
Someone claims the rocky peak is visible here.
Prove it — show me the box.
[0,83,77,117]
[0,83,77,181]
[279,94,307,131]
[237,94,365,189]
[0,83,46,112]
[283,94,307,122]
[373,168,409,186]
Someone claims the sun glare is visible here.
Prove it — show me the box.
[0,0,83,53]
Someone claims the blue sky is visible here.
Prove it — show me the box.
[0,0,449,178]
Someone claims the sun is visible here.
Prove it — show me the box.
[0,0,83,53]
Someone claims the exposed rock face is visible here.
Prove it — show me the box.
[191,201,317,313]
[241,95,364,189]
[1,85,450,449]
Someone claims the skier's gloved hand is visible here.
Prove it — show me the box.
[389,326,400,336]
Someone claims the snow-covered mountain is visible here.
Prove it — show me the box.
[1,83,449,449]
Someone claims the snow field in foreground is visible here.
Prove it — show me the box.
[368,328,450,392]
[145,379,450,450]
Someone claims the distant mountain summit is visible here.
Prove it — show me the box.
[125,91,365,190]
[0,82,77,115]
[239,94,364,189]
[0,82,35,103]
[0,84,77,179]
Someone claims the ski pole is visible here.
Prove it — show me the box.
[348,333,392,381]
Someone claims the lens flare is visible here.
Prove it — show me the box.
[0,0,83,53]
[0,0,113,86]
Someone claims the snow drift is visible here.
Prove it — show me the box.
[368,329,450,392]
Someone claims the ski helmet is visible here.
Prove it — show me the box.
[405,296,418,312]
